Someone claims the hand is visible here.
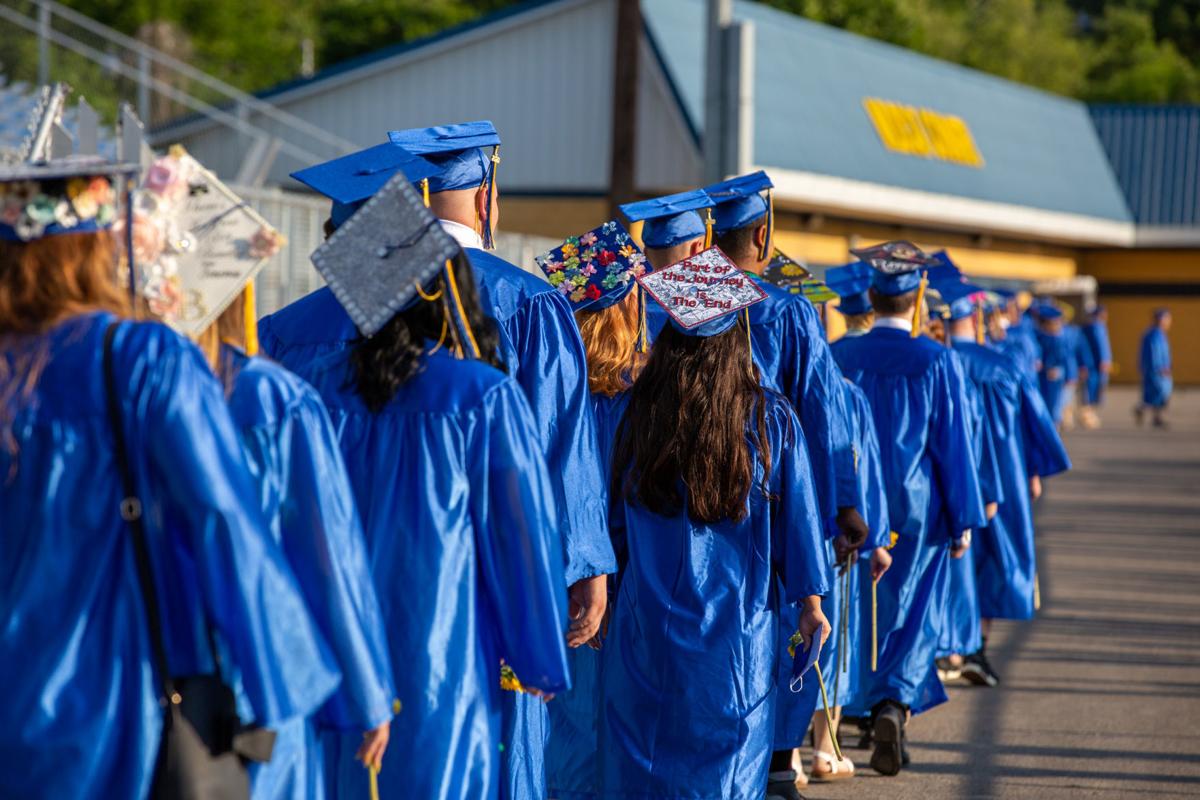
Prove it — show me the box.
[798,597,832,651]
[587,603,612,651]
[870,546,892,581]
[1100,362,1112,375]
[985,501,999,521]
[1029,474,1042,501]
[522,686,556,704]
[566,575,608,648]
[835,506,869,551]
[950,530,972,559]
[355,720,390,772]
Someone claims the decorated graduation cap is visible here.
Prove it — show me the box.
[290,142,439,231]
[129,146,285,354]
[388,121,502,249]
[704,170,774,260]
[851,240,940,337]
[535,221,648,311]
[825,261,874,316]
[762,248,810,292]
[619,188,716,249]
[0,157,137,242]
[310,170,481,358]
[637,246,766,337]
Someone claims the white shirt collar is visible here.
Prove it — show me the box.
[950,335,974,344]
[873,316,912,332]
[438,218,483,250]
[842,328,868,338]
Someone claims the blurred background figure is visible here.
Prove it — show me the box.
[1136,308,1173,428]
[1079,305,1112,429]
[1034,303,1076,428]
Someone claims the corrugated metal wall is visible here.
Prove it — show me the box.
[1090,105,1200,227]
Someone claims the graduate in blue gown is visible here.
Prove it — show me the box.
[996,298,1042,381]
[830,241,986,777]
[196,292,396,800]
[1034,303,1075,426]
[1079,306,1112,427]
[599,250,830,799]
[0,161,341,799]
[533,220,652,800]
[285,172,571,800]
[1137,308,1174,428]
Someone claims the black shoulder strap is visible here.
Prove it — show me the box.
[103,321,174,700]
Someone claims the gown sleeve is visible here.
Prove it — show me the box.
[470,378,572,693]
[969,381,1005,510]
[243,389,396,732]
[1019,373,1071,479]
[136,331,341,727]
[504,292,616,586]
[769,405,831,604]
[930,352,987,539]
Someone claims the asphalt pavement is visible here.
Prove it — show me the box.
[803,386,1200,800]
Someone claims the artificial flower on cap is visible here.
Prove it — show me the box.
[0,158,135,242]
[534,221,648,311]
[825,261,874,315]
[388,121,502,248]
[290,141,439,230]
[636,246,766,337]
[619,188,716,249]
[129,146,285,351]
[703,170,774,259]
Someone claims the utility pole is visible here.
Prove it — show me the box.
[608,0,641,218]
[704,0,732,183]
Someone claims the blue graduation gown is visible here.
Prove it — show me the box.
[1139,327,1172,408]
[291,346,571,800]
[0,313,341,799]
[950,343,1072,620]
[937,340,1006,658]
[1081,321,1111,405]
[1035,329,1074,424]
[598,394,829,799]
[833,328,986,715]
[220,346,395,800]
[546,391,630,800]
[997,322,1041,381]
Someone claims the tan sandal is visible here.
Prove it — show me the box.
[810,749,855,782]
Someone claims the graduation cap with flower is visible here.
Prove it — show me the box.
[0,159,133,242]
[535,221,648,311]
[637,246,766,337]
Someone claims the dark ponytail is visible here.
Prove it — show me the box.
[349,250,503,412]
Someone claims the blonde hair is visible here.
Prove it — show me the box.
[575,290,647,398]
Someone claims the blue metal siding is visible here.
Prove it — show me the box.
[1090,105,1200,227]
[643,0,1132,223]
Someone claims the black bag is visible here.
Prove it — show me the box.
[103,322,274,800]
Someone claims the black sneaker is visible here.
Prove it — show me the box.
[870,703,905,776]
[764,770,808,800]
[960,649,1000,687]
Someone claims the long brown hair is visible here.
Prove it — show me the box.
[575,290,647,397]
[1,231,129,455]
[611,317,771,524]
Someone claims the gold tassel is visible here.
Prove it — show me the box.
[444,259,481,359]
[369,765,380,800]
[703,208,714,250]
[813,661,844,762]
[758,189,773,260]
[243,282,259,357]
[421,178,430,208]
[1034,572,1042,611]
[744,308,753,363]
[975,305,986,345]
[415,281,444,303]
[871,576,879,672]
[910,271,928,338]
[636,287,649,354]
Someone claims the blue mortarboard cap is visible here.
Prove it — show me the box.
[310,171,461,337]
[825,261,875,315]
[704,171,773,234]
[290,142,438,230]
[934,279,984,321]
[388,121,501,247]
[850,240,938,296]
[1036,302,1064,321]
[535,221,649,312]
[637,246,766,337]
[619,189,715,249]
[0,157,139,241]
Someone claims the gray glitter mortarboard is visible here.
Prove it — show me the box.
[311,170,460,336]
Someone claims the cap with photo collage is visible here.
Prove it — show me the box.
[388,121,502,248]
[703,170,773,259]
[290,141,439,230]
[619,188,716,249]
[309,170,481,358]
[824,261,874,316]
[636,246,766,338]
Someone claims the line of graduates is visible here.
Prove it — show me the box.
[0,120,1074,800]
